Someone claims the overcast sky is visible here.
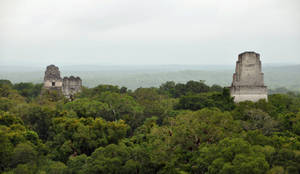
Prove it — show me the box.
[0,0,299,66]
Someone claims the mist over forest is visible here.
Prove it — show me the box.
[1,64,300,92]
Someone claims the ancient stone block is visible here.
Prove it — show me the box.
[230,52,268,102]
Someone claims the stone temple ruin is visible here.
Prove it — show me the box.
[230,51,268,102]
[44,65,82,98]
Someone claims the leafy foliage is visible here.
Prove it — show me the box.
[1,79,300,173]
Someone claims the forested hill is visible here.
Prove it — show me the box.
[1,64,300,91]
[1,79,300,173]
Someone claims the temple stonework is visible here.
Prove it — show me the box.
[230,52,268,102]
[62,76,82,97]
[44,65,82,98]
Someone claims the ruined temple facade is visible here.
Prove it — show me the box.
[62,76,82,97]
[230,52,268,102]
[44,65,82,98]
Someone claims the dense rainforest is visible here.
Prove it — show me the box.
[1,79,300,174]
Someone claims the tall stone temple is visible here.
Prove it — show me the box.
[230,51,268,102]
[44,65,82,98]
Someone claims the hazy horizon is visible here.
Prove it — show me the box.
[0,62,300,71]
[1,64,300,91]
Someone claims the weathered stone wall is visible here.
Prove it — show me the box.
[44,65,61,81]
[44,81,63,88]
[230,52,268,102]
[44,65,63,90]
[62,76,82,97]
[232,52,264,86]
[231,94,268,102]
